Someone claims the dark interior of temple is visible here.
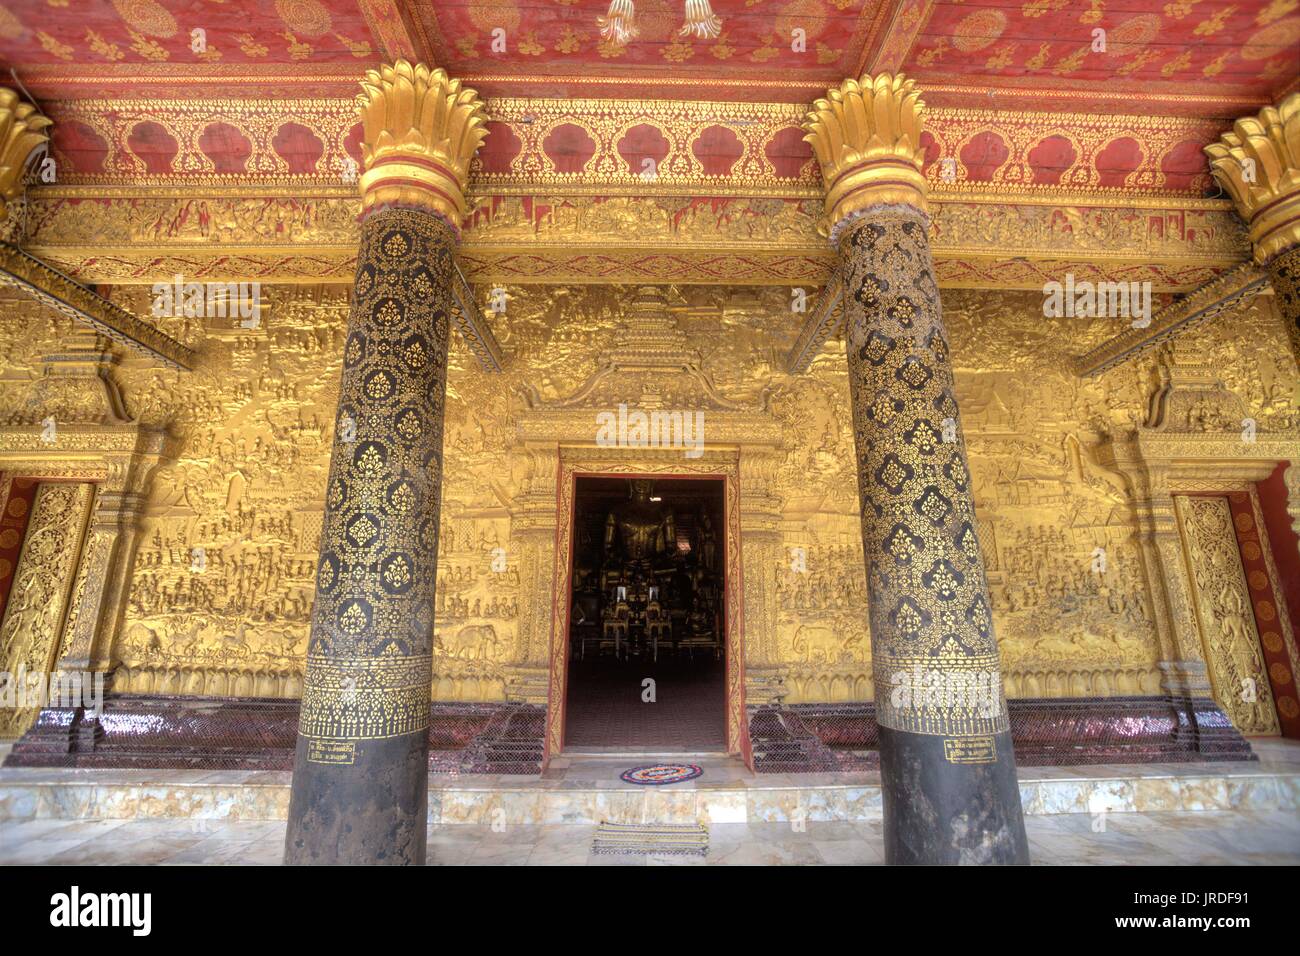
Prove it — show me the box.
[563,476,726,750]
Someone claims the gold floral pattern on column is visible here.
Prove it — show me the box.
[1270,246,1300,359]
[298,207,457,741]
[838,210,1009,736]
[297,60,487,745]
[805,74,1011,737]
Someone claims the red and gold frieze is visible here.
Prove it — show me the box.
[41,94,1232,200]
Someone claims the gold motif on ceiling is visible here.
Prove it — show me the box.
[275,0,333,38]
[111,0,178,39]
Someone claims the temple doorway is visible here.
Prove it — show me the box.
[562,476,727,750]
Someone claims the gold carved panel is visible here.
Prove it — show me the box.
[1174,494,1280,735]
[0,481,95,737]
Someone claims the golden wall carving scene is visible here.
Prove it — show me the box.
[3,278,1297,718]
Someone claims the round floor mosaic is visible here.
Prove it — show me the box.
[619,764,704,786]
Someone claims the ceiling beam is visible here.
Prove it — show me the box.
[1072,262,1269,378]
[860,0,933,76]
[0,241,194,371]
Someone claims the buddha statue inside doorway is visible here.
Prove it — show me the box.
[603,478,675,567]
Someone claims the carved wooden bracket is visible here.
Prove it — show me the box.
[0,241,195,371]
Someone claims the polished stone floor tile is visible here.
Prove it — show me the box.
[2,804,1298,865]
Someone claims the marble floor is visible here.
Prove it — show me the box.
[1,808,1297,865]
[5,746,1299,824]
[2,740,1297,864]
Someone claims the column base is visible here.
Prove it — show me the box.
[283,731,429,865]
[878,726,1030,865]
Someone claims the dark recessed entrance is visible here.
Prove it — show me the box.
[563,476,726,750]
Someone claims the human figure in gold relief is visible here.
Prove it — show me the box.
[0,558,52,671]
[1214,582,1274,731]
[1219,586,1265,677]
[1218,583,1250,649]
[603,479,675,566]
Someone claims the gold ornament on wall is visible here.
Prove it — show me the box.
[0,482,95,738]
[1174,494,1280,735]
[7,280,1293,708]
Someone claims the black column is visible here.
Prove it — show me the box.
[284,207,455,864]
[838,206,1029,864]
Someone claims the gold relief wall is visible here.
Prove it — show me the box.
[774,289,1300,703]
[1163,297,1300,434]
[0,280,1297,709]
[946,291,1161,698]
[775,290,1163,703]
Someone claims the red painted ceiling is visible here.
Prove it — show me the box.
[0,0,379,70]
[909,0,1300,103]
[0,0,1292,109]
[0,0,397,97]
[0,0,1294,197]
[0,0,376,65]
[408,0,891,100]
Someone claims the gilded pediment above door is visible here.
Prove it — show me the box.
[515,286,780,447]
[545,286,743,413]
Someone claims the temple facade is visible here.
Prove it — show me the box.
[0,0,1297,865]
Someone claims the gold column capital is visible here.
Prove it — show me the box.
[802,73,928,232]
[355,60,489,226]
[0,88,52,222]
[1205,93,1300,264]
